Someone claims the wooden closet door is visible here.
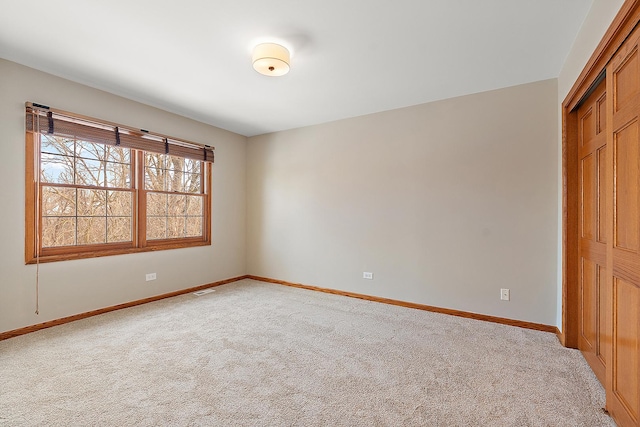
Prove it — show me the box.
[577,80,609,385]
[606,25,640,427]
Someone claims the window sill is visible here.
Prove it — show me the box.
[25,240,211,264]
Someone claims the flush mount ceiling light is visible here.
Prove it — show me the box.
[252,43,290,76]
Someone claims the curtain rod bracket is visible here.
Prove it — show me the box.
[31,102,50,110]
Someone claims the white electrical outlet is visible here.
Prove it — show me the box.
[363,272,373,280]
[500,288,510,301]
[146,273,157,281]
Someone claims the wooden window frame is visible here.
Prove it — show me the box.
[25,106,213,264]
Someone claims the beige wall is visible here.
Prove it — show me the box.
[247,79,559,326]
[555,0,625,328]
[0,59,246,334]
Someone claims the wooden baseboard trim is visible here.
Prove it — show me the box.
[0,275,249,341]
[2,274,559,340]
[247,275,558,334]
[556,328,566,346]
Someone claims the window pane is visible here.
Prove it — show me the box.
[168,194,186,216]
[42,186,76,216]
[145,167,166,191]
[41,153,74,184]
[147,217,166,240]
[76,140,104,161]
[167,156,184,172]
[106,161,131,188]
[76,158,105,186]
[186,217,202,237]
[77,189,106,216]
[77,217,106,245]
[145,153,165,168]
[107,191,132,217]
[185,195,203,216]
[106,146,130,164]
[184,158,200,174]
[167,170,184,192]
[184,173,201,193]
[41,135,74,156]
[147,192,167,216]
[167,216,186,238]
[42,217,76,247]
[107,217,131,243]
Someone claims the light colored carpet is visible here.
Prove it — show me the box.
[0,279,614,426]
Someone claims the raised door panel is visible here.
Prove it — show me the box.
[581,108,595,147]
[598,146,608,244]
[583,153,596,240]
[598,265,609,366]
[614,48,639,113]
[613,277,639,423]
[581,258,597,349]
[614,121,639,252]
[598,93,608,134]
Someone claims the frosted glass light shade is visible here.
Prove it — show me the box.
[252,43,290,76]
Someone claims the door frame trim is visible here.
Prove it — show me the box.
[561,0,640,347]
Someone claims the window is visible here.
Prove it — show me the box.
[144,153,205,241]
[25,104,213,263]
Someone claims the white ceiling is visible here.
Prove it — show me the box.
[0,1,593,137]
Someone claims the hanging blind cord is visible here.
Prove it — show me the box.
[34,112,43,315]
